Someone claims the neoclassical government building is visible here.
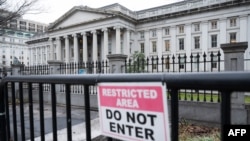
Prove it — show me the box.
[27,0,250,70]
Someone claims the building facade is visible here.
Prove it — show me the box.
[0,18,47,67]
[27,0,250,71]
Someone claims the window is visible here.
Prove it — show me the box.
[54,53,57,60]
[165,40,170,51]
[230,32,236,43]
[152,41,157,52]
[140,31,144,39]
[165,58,170,69]
[194,23,200,32]
[164,28,170,35]
[211,56,218,69]
[194,37,200,49]
[152,29,157,37]
[193,56,199,70]
[179,38,184,50]
[121,42,124,54]
[140,43,145,53]
[211,21,217,29]
[179,25,184,34]
[211,35,217,48]
[179,57,185,69]
[71,48,74,57]
[152,58,157,70]
[108,42,112,54]
[230,18,237,27]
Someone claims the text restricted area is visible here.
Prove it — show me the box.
[97,82,170,141]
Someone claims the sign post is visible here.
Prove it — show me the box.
[97,82,170,141]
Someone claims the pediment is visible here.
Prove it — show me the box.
[49,7,113,29]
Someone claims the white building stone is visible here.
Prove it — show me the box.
[27,0,250,71]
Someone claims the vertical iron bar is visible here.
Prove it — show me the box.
[170,89,179,141]
[39,83,45,141]
[0,81,6,141]
[221,91,231,141]
[28,83,34,141]
[19,82,25,140]
[11,82,18,141]
[84,85,91,141]
[65,84,72,141]
[51,83,57,141]
[5,83,10,141]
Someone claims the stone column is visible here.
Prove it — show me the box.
[219,18,227,44]
[82,32,88,62]
[65,35,70,63]
[47,60,64,93]
[102,28,108,61]
[239,15,248,42]
[221,42,248,124]
[115,26,121,54]
[92,30,97,61]
[56,37,61,61]
[73,33,79,62]
[125,29,130,57]
[50,38,54,60]
[35,47,38,65]
[221,42,247,71]
[107,54,127,73]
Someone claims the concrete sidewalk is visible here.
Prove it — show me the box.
[8,102,101,141]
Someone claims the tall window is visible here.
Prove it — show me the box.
[165,58,170,69]
[152,41,157,52]
[152,29,157,37]
[179,25,184,34]
[211,21,217,29]
[140,43,145,53]
[164,28,170,35]
[194,37,200,49]
[121,42,124,54]
[179,38,184,50]
[230,18,237,27]
[165,40,170,51]
[211,56,218,69]
[71,48,74,57]
[179,57,185,69]
[194,23,200,32]
[140,31,144,39]
[230,32,236,43]
[211,35,217,48]
[108,42,112,54]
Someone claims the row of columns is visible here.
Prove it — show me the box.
[49,26,130,63]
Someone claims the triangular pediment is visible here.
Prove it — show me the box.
[49,6,113,30]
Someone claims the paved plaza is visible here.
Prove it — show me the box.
[8,102,101,141]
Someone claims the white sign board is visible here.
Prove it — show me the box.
[97,82,170,141]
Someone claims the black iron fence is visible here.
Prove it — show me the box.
[18,61,110,75]
[0,72,250,141]
[125,52,223,73]
[59,61,109,74]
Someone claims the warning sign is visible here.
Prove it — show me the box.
[97,82,170,141]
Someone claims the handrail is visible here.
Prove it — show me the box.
[3,71,250,91]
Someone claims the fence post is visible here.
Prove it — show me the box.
[221,42,248,124]
[0,79,6,141]
[48,60,64,93]
[107,54,127,73]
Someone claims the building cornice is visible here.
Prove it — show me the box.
[137,0,250,24]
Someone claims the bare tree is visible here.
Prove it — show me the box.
[0,0,43,27]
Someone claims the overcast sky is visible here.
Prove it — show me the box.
[23,0,182,24]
